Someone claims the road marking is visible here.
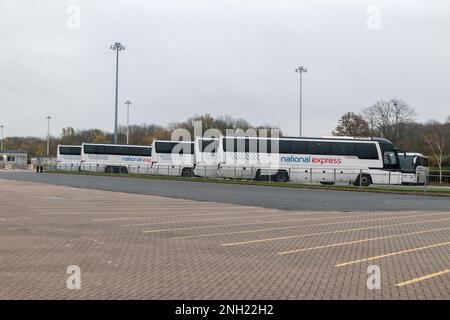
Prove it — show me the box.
[28,196,66,200]
[277,226,450,254]
[121,212,390,227]
[335,241,450,267]
[395,269,450,287]
[128,212,315,227]
[221,215,450,246]
[35,206,255,210]
[33,204,258,210]
[124,211,371,227]
[40,208,279,218]
[94,217,154,222]
[141,211,425,233]
[93,210,283,222]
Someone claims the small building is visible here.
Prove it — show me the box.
[30,156,57,168]
[0,150,28,169]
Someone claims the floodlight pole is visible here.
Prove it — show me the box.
[124,100,132,144]
[46,116,52,156]
[0,125,4,150]
[295,66,307,137]
[110,42,125,144]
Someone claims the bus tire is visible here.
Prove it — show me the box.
[105,166,112,173]
[275,171,289,183]
[354,173,372,187]
[181,168,193,177]
[120,166,128,174]
[255,170,270,181]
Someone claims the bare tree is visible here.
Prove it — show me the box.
[362,98,416,145]
[332,112,371,137]
[421,118,450,184]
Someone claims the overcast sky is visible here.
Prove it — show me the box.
[1,0,449,138]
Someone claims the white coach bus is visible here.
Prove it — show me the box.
[56,145,82,171]
[399,152,429,185]
[151,140,195,177]
[193,137,220,178]
[80,143,153,174]
[217,136,403,186]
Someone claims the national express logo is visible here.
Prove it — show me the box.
[121,157,153,163]
[280,155,342,165]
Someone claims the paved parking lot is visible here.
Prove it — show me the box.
[0,178,449,299]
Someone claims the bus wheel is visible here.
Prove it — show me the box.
[275,171,289,183]
[105,166,112,173]
[355,173,372,187]
[120,166,128,174]
[181,168,193,177]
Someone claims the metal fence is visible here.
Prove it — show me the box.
[428,173,450,186]
[46,163,450,193]
[49,163,189,176]
[0,163,30,170]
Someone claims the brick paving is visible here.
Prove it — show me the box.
[0,178,449,299]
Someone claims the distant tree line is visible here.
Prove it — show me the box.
[2,114,279,158]
[332,98,450,171]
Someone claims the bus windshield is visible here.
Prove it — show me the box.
[383,151,398,166]
[376,140,400,170]
[416,156,429,167]
[399,154,429,173]
[399,155,415,173]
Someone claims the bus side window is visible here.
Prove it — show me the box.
[291,141,307,154]
[257,139,271,154]
[247,139,258,153]
[278,140,290,154]
[308,142,332,155]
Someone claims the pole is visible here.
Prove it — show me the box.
[299,71,302,137]
[111,42,125,144]
[124,100,132,144]
[295,66,307,137]
[46,116,51,156]
[114,48,119,144]
[0,125,3,150]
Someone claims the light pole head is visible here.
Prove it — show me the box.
[124,100,133,106]
[295,66,307,73]
[110,42,125,51]
[46,116,52,120]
